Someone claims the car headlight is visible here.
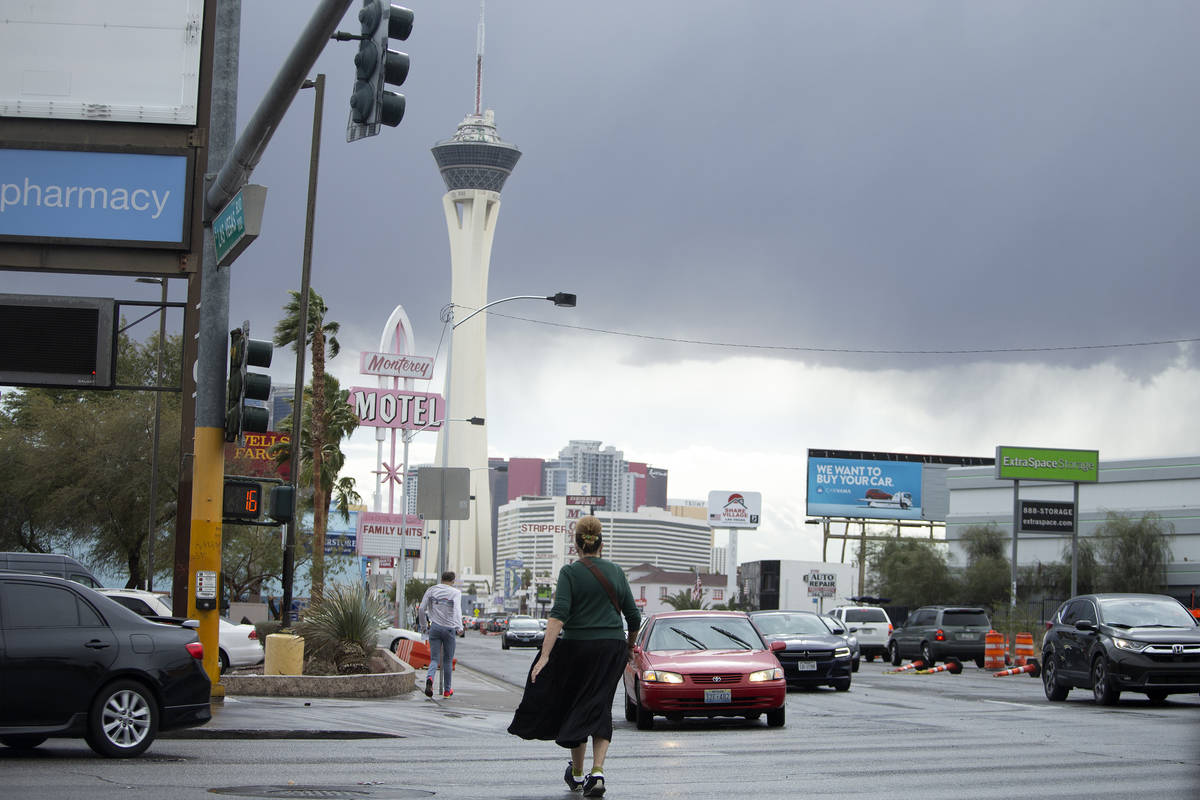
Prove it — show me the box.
[642,670,684,684]
[749,667,783,682]
[1112,637,1147,653]
[834,647,851,659]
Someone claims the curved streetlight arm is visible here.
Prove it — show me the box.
[450,292,576,329]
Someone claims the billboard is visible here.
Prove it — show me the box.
[0,0,204,125]
[356,511,423,558]
[807,457,924,520]
[707,491,762,528]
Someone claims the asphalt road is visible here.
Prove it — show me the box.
[3,629,1198,800]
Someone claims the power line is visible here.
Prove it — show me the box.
[485,311,1200,356]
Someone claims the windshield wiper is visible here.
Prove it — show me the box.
[710,626,753,649]
[668,626,708,650]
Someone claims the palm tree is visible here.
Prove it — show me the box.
[662,588,708,611]
[273,289,348,602]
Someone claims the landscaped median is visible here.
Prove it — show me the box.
[222,648,416,698]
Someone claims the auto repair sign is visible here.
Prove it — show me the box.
[707,490,762,528]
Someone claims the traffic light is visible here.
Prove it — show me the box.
[224,326,272,443]
[347,1,413,141]
[268,485,295,524]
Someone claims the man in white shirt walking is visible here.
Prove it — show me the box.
[419,571,464,697]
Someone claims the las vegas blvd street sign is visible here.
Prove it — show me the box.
[212,184,267,267]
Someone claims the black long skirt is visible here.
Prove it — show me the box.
[507,637,628,749]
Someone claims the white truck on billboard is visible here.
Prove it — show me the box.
[861,489,913,509]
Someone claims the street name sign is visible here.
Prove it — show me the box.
[212,184,267,267]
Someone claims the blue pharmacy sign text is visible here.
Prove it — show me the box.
[0,148,188,246]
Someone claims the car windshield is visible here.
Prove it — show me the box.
[1098,597,1198,628]
[942,611,990,627]
[647,616,762,651]
[844,608,888,623]
[509,619,540,630]
[752,613,831,636]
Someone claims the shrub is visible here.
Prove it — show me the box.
[294,582,387,675]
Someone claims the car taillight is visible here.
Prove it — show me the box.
[249,629,258,640]
[935,629,945,641]
[888,624,893,634]
[186,642,203,659]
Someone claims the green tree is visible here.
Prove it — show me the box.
[0,328,182,588]
[1094,512,1173,592]
[869,537,955,608]
[662,588,708,610]
[957,524,1010,608]
[272,289,354,603]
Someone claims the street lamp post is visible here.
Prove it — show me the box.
[435,292,576,578]
[136,277,169,591]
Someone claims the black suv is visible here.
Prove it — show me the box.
[887,606,991,667]
[1041,593,1200,705]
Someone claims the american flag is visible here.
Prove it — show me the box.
[691,571,703,603]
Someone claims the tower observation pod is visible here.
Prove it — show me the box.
[427,110,521,582]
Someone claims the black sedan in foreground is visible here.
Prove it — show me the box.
[749,610,853,691]
[1041,593,1200,705]
[0,573,212,757]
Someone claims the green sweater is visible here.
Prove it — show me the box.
[549,557,641,641]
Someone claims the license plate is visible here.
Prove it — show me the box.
[795,661,818,671]
[704,689,731,704]
[957,633,978,641]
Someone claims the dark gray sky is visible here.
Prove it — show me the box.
[8,1,1198,562]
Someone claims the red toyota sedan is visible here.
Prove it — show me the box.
[623,610,787,730]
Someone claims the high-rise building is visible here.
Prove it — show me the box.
[425,108,521,581]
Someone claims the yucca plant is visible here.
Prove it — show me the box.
[294,582,387,675]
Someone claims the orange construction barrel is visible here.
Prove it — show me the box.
[1014,632,1035,666]
[984,630,1006,670]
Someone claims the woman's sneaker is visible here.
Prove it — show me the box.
[424,678,433,698]
[582,773,605,797]
[563,763,584,793]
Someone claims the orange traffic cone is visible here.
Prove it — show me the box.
[884,659,926,674]
[915,657,963,675]
[993,658,1040,678]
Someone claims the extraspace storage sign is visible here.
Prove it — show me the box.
[807,457,923,520]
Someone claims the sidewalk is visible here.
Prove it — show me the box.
[164,661,523,740]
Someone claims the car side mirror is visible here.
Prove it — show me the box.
[848,626,859,634]
[770,640,786,652]
[1074,619,1097,632]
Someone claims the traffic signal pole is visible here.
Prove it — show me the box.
[189,0,353,688]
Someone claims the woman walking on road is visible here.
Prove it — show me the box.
[507,516,641,797]
[419,571,464,697]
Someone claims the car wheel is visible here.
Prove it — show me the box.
[1145,690,1168,704]
[1042,650,1069,701]
[624,691,636,722]
[975,655,986,669]
[1091,656,1120,706]
[1,735,48,749]
[390,638,403,653]
[635,686,654,730]
[833,677,851,692]
[766,706,785,728]
[851,657,860,673]
[502,638,510,650]
[865,653,875,663]
[85,680,158,758]
[889,641,902,666]
[921,642,935,667]
[219,649,230,675]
